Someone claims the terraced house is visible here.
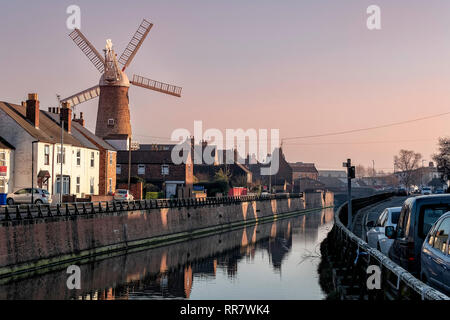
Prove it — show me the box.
[0,94,101,201]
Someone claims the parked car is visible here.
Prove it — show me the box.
[113,189,134,201]
[435,188,444,194]
[385,195,450,275]
[396,187,407,196]
[420,212,450,294]
[366,207,401,255]
[6,188,52,205]
[421,187,432,195]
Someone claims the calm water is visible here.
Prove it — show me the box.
[0,208,334,300]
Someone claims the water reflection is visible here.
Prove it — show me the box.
[0,208,334,300]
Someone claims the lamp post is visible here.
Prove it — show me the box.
[31,141,39,204]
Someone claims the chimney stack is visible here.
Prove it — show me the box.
[73,112,85,127]
[60,102,72,133]
[26,93,40,128]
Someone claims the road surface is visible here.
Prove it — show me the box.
[352,196,407,240]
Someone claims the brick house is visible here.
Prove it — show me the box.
[247,147,293,193]
[290,162,319,180]
[116,148,193,198]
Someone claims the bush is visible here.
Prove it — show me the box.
[146,192,163,199]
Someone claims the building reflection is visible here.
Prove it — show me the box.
[80,209,334,300]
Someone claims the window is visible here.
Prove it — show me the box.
[0,179,5,193]
[44,145,50,165]
[391,211,401,225]
[138,164,145,175]
[162,165,169,176]
[56,176,70,195]
[90,152,95,168]
[109,152,113,165]
[76,176,80,194]
[108,119,115,126]
[419,204,450,239]
[57,147,66,164]
[90,177,95,194]
[116,165,121,175]
[76,149,81,166]
[0,152,5,166]
[432,218,450,254]
[108,178,113,193]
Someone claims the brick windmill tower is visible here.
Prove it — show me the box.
[62,19,182,150]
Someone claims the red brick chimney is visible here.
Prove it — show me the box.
[60,102,72,133]
[73,112,85,127]
[26,93,40,128]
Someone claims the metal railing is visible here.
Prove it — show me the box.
[333,194,449,300]
[0,193,304,222]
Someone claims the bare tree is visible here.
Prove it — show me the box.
[355,165,366,178]
[432,137,450,183]
[394,149,422,191]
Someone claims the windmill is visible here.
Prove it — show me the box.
[61,19,182,146]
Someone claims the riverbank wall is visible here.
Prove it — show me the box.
[0,192,333,278]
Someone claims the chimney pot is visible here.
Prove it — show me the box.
[26,93,40,128]
[60,102,72,133]
[28,93,38,100]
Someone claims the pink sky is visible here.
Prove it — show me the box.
[1,0,450,171]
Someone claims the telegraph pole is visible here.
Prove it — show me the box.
[128,137,132,191]
[343,159,356,229]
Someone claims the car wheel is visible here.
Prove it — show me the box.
[6,198,14,205]
[35,199,43,205]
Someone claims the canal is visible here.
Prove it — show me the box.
[0,208,334,300]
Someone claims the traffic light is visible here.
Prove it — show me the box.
[349,166,356,179]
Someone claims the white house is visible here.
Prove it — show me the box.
[0,137,14,194]
[0,94,100,201]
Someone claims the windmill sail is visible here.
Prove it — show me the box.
[69,29,105,74]
[131,74,182,97]
[118,19,154,71]
[61,85,100,107]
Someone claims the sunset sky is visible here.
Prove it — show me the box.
[2,0,450,171]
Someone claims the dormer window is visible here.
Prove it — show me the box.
[108,119,115,126]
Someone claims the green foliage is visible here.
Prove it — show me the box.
[214,168,231,182]
[146,192,164,199]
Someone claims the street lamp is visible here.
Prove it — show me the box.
[31,140,39,204]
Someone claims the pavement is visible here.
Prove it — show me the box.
[352,196,407,240]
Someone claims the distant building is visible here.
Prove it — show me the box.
[0,137,15,194]
[0,94,101,199]
[247,148,293,193]
[116,148,194,198]
[319,170,347,178]
[290,162,319,180]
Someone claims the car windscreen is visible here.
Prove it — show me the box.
[391,211,400,224]
[117,190,127,194]
[419,204,450,239]
[42,190,50,195]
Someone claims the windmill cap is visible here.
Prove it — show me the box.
[99,71,130,87]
